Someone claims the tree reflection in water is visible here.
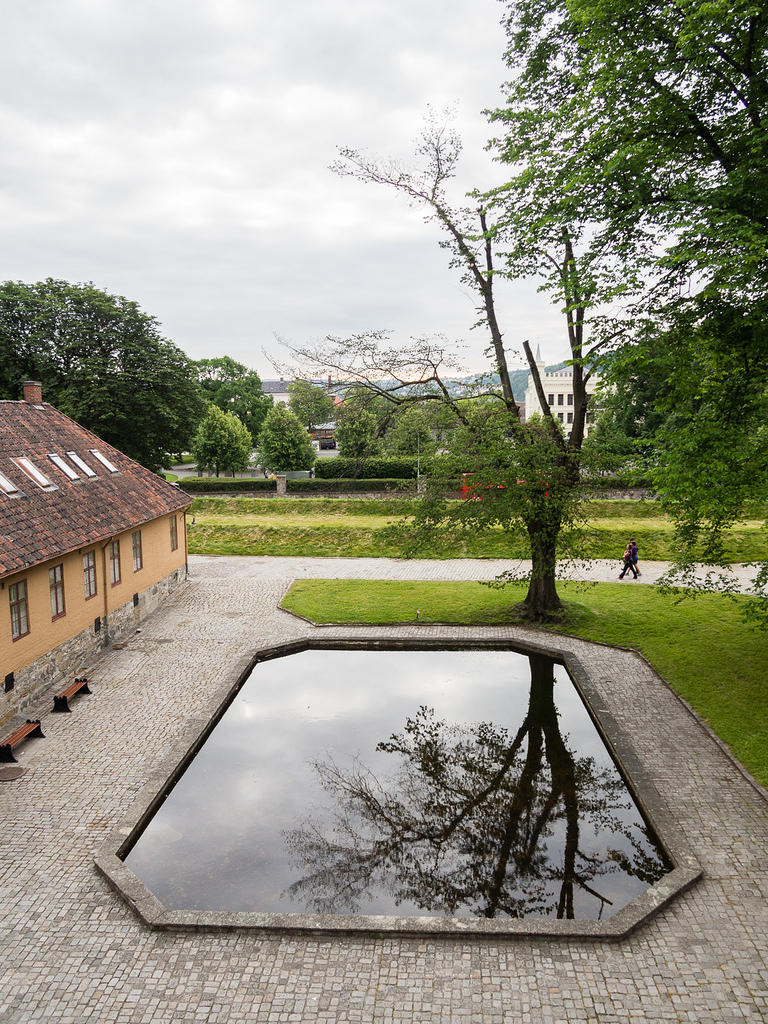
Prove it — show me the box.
[285,654,668,919]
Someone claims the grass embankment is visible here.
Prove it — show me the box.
[187,496,768,561]
[281,578,768,789]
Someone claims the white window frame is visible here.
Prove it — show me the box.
[48,454,80,480]
[109,540,121,585]
[132,531,143,572]
[14,457,55,489]
[66,452,97,478]
[9,579,30,640]
[83,551,97,600]
[0,470,20,495]
[90,449,119,473]
[49,564,66,619]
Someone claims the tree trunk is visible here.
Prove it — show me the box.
[522,516,562,620]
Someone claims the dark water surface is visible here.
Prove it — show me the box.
[125,648,670,920]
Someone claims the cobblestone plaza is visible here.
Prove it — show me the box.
[2,555,767,1023]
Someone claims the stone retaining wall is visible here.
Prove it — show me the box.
[2,567,185,725]
[190,487,654,501]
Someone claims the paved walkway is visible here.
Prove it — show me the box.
[194,554,760,589]
[2,555,767,1023]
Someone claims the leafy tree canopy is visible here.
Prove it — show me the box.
[0,278,204,471]
[582,353,672,475]
[287,379,336,430]
[192,404,253,478]
[383,404,437,458]
[491,0,768,617]
[194,356,272,439]
[257,403,316,472]
[335,406,382,460]
[494,0,768,300]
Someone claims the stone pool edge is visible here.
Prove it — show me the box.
[94,633,702,941]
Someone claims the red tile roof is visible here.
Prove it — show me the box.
[0,400,191,579]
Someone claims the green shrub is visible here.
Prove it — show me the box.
[313,455,457,479]
[313,456,418,479]
[180,477,276,493]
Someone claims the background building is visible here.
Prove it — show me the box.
[522,347,601,438]
[260,379,291,406]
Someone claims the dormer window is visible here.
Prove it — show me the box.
[0,471,20,496]
[14,457,55,490]
[90,449,118,473]
[48,454,80,480]
[66,452,97,477]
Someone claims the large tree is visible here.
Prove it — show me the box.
[335,406,382,460]
[194,356,272,440]
[286,115,611,620]
[257,404,316,473]
[494,0,767,300]
[192,405,253,478]
[383,405,437,459]
[0,278,204,471]
[491,1,768,605]
[287,379,336,430]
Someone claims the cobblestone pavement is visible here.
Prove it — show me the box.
[2,555,767,1023]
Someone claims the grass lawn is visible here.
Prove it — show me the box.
[281,578,768,789]
[187,496,768,561]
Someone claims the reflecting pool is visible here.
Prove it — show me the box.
[124,647,671,920]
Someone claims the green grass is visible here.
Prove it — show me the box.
[187,496,768,561]
[188,496,420,517]
[281,579,768,789]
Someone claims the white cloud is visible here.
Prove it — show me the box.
[0,0,571,376]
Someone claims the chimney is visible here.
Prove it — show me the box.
[23,381,42,403]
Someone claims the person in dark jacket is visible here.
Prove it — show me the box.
[619,542,638,579]
[629,538,640,576]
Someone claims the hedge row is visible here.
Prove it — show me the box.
[585,475,653,490]
[178,472,652,496]
[287,478,416,493]
[179,477,276,493]
[313,457,418,479]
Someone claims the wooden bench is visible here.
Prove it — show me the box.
[0,720,44,763]
[53,676,91,713]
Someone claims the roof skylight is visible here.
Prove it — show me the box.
[90,449,119,473]
[14,457,54,489]
[66,452,97,477]
[0,471,20,495]
[48,454,80,480]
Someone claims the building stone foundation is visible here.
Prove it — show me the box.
[2,567,185,725]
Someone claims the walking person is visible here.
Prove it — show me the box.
[629,537,640,577]
[619,542,638,579]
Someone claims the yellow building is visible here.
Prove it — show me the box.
[1,383,191,724]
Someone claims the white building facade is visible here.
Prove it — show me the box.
[522,349,600,439]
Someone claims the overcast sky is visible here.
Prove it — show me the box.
[0,0,568,379]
